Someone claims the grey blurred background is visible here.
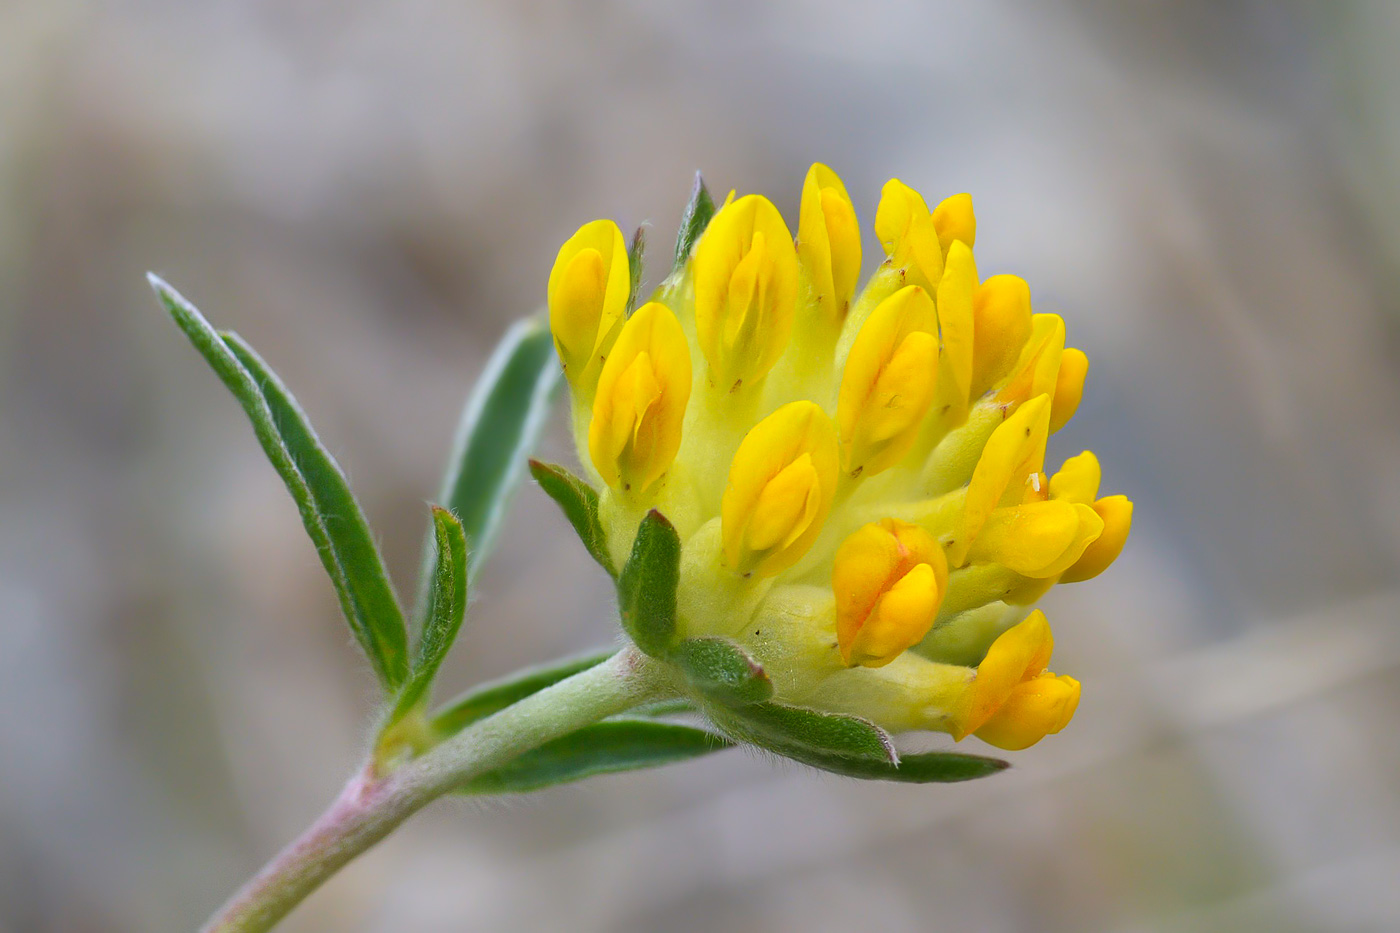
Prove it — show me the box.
[3,1,1399,931]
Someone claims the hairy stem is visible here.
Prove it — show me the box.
[202,648,671,933]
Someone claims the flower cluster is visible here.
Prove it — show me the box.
[546,166,1131,750]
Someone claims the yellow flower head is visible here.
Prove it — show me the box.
[693,194,799,393]
[833,519,948,668]
[545,168,1130,754]
[548,219,631,388]
[588,301,691,496]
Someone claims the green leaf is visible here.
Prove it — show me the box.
[716,702,896,764]
[151,276,409,690]
[669,637,772,706]
[792,748,1009,783]
[529,460,613,576]
[391,507,468,721]
[434,317,560,586]
[431,650,613,737]
[458,721,730,794]
[626,225,646,314]
[616,510,680,656]
[673,171,716,271]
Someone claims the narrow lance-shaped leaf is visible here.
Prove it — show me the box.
[669,637,772,706]
[673,171,716,271]
[712,701,896,764]
[458,721,730,795]
[427,317,560,597]
[529,460,614,576]
[431,650,614,737]
[792,748,1009,784]
[391,507,468,721]
[151,275,409,690]
[616,510,680,657]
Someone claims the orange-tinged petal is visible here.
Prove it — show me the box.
[1060,495,1133,583]
[1049,347,1088,433]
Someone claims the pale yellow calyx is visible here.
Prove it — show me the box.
[874,178,944,290]
[951,610,1080,750]
[722,401,839,578]
[950,394,1051,567]
[588,302,692,496]
[833,518,948,668]
[970,275,1033,399]
[837,285,939,478]
[693,194,799,392]
[797,163,862,323]
[548,219,630,387]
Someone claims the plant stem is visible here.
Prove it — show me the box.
[201,648,672,933]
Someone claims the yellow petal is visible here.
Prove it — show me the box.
[997,313,1065,406]
[1048,450,1101,505]
[974,673,1080,750]
[547,219,630,384]
[797,163,862,322]
[722,401,839,577]
[931,192,976,253]
[970,275,1033,399]
[950,394,1051,567]
[936,240,978,417]
[588,302,692,495]
[874,178,944,289]
[694,194,799,392]
[1049,347,1088,433]
[1060,495,1133,583]
[836,285,940,477]
[967,500,1104,578]
[833,519,947,667]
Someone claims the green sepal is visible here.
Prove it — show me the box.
[672,171,716,271]
[389,507,468,722]
[152,276,409,691]
[715,702,896,764]
[528,460,614,576]
[791,748,1009,783]
[457,720,730,795]
[616,510,680,657]
[669,637,772,707]
[431,650,613,737]
[433,317,560,588]
[626,225,646,314]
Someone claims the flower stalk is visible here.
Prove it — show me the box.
[201,649,675,933]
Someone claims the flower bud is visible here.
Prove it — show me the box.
[837,285,939,477]
[936,240,978,415]
[588,302,692,496]
[970,275,1033,399]
[833,519,948,667]
[951,610,1080,750]
[797,163,862,323]
[874,178,944,290]
[722,401,839,577]
[931,192,976,253]
[548,219,630,386]
[693,194,799,392]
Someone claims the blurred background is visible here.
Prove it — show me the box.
[3,1,1400,930]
